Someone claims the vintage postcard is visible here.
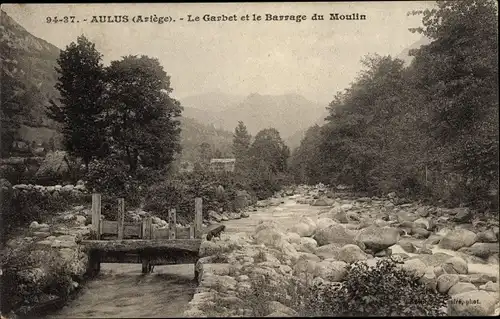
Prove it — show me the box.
[1,2,498,318]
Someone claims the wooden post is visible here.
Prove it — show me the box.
[168,209,176,239]
[117,198,125,239]
[142,217,152,239]
[189,225,194,239]
[141,216,153,274]
[91,193,102,240]
[194,197,203,239]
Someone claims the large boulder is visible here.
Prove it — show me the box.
[356,226,399,252]
[442,256,468,275]
[313,260,348,282]
[448,290,497,316]
[313,223,357,246]
[288,216,317,237]
[338,244,368,263]
[295,237,318,253]
[458,242,499,259]
[439,229,477,251]
[35,151,70,177]
[437,274,460,294]
[314,243,343,260]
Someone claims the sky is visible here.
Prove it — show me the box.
[3,2,435,105]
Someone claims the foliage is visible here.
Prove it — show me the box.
[0,244,75,315]
[46,35,108,168]
[232,121,252,172]
[292,0,498,209]
[104,55,182,173]
[300,259,448,316]
[144,171,247,224]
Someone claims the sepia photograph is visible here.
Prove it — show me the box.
[0,1,498,318]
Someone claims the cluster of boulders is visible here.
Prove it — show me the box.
[3,205,94,316]
[12,180,88,196]
[184,185,499,317]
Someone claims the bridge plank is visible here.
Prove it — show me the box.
[81,239,202,253]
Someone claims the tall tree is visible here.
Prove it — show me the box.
[409,0,499,204]
[46,35,107,169]
[198,142,212,167]
[105,55,182,173]
[249,128,290,174]
[232,121,252,171]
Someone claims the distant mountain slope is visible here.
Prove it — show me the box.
[180,92,327,142]
[396,36,432,66]
[179,117,234,162]
[180,92,245,113]
[1,9,61,130]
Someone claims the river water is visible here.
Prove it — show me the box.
[46,264,197,318]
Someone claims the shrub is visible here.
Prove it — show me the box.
[0,244,74,314]
[300,259,448,317]
[227,259,448,317]
[144,171,246,224]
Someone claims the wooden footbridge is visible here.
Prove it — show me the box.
[81,194,225,280]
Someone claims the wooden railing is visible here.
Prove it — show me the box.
[90,194,203,240]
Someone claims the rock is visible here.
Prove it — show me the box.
[414,218,431,230]
[329,206,349,223]
[460,274,498,285]
[398,238,417,253]
[313,223,357,246]
[448,290,497,316]
[417,247,433,255]
[452,207,472,223]
[314,260,348,281]
[241,211,250,218]
[229,212,241,220]
[315,218,337,231]
[29,221,41,229]
[419,267,437,291]
[442,256,468,275]
[434,266,445,278]
[424,234,442,246]
[479,281,499,292]
[296,237,318,253]
[62,184,74,192]
[412,252,454,267]
[416,206,429,217]
[458,242,499,259]
[285,232,301,245]
[411,227,431,239]
[289,216,316,237]
[401,259,427,278]
[311,197,333,206]
[314,243,343,260]
[267,301,298,316]
[208,210,223,223]
[339,244,368,263]
[439,229,477,250]
[476,230,497,243]
[437,274,460,294]
[75,215,86,225]
[356,226,399,251]
[397,211,419,223]
[448,282,477,295]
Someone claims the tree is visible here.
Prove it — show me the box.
[46,35,107,169]
[289,125,324,184]
[232,121,252,171]
[249,128,290,174]
[104,55,182,173]
[409,0,499,207]
[198,142,212,168]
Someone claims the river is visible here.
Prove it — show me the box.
[45,195,498,317]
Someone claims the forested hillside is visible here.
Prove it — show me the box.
[290,0,498,211]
